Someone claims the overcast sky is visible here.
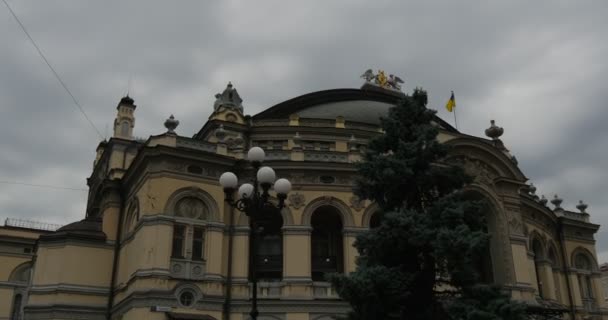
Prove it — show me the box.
[1,1,607,261]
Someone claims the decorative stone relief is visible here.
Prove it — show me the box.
[170,260,206,280]
[505,205,523,235]
[192,266,202,275]
[461,157,497,186]
[172,264,182,273]
[288,193,306,209]
[175,197,207,219]
[349,195,365,211]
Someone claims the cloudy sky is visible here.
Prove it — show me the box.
[1,1,607,259]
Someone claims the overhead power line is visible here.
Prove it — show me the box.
[2,0,104,140]
[0,180,87,191]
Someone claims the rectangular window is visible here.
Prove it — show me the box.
[192,227,204,260]
[172,225,185,258]
[273,140,284,150]
[303,141,315,150]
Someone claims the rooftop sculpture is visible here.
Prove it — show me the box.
[360,69,404,91]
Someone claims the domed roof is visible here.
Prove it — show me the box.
[117,95,136,110]
[40,216,106,242]
[253,88,457,132]
[296,99,394,125]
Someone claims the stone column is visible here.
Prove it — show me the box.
[100,182,122,242]
[510,238,534,294]
[568,272,583,307]
[538,260,556,300]
[591,274,605,308]
[343,228,364,274]
[282,225,312,298]
[230,226,250,299]
[205,222,225,280]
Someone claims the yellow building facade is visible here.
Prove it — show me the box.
[0,82,606,319]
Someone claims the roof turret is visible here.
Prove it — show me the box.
[213,82,243,113]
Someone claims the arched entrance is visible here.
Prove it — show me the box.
[311,205,344,281]
[256,207,284,281]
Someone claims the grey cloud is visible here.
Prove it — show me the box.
[1,1,608,260]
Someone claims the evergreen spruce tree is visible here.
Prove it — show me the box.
[331,88,526,320]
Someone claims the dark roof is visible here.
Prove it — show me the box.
[252,88,457,132]
[39,217,106,242]
[117,95,136,110]
[167,312,218,320]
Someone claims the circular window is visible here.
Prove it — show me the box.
[320,176,335,184]
[178,290,196,307]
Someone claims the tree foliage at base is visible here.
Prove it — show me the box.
[331,88,526,320]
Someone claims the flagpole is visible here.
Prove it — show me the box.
[453,106,458,130]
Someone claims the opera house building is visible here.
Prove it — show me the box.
[0,79,606,319]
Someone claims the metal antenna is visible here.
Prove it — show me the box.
[127,74,132,96]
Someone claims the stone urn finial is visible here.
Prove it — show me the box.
[164,114,179,134]
[576,200,588,213]
[550,194,563,210]
[215,124,226,141]
[529,183,537,195]
[485,120,504,140]
[539,195,548,206]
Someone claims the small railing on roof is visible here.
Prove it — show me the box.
[561,210,590,222]
[176,137,216,153]
[4,218,62,231]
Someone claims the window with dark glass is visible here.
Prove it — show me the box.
[575,254,594,299]
[192,227,204,260]
[532,239,544,298]
[256,209,283,280]
[179,290,195,307]
[172,225,185,258]
[369,212,381,229]
[10,294,22,320]
[311,205,343,281]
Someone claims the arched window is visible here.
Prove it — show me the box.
[120,121,130,136]
[256,207,284,281]
[10,294,22,320]
[311,205,343,281]
[169,194,211,260]
[171,196,208,259]
[369,211,381,229]
[548,245,562,302]
[574,253,594,300]
[9,263,31,283]
[463,192,494,284]
[532,238,545,298]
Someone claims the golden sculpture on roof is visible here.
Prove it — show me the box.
[360,69,404,91]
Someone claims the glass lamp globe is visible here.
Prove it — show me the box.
[247,147,265,163]
[274,178,291,195]
[238,183,254,199]
[219,172,238,190]
[257,166,276,184]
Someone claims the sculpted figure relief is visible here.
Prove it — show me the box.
[360,69,404,91]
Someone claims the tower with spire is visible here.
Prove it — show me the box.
[113,96,136,139]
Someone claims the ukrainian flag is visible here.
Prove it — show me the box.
[445,91,455,112]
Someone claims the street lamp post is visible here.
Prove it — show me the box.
[219,147,291,320]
